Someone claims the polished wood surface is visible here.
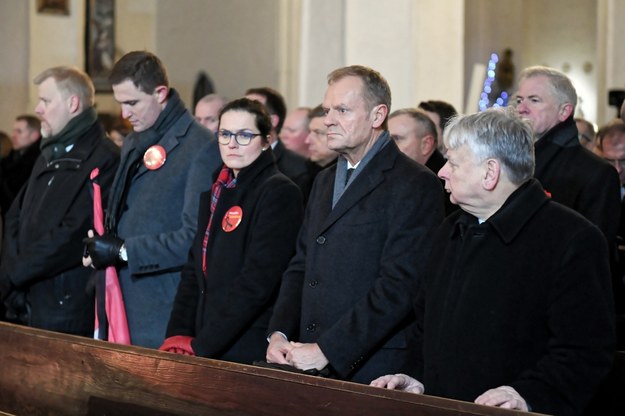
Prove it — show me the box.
[0,322,551,416]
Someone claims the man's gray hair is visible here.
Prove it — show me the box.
[518,66,577,110]
[444,108,535,185]
[34,66,95,107]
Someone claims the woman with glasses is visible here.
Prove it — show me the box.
[160,98,303,364]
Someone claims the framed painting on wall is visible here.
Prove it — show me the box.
[85,0,115,92]
[37,0,70,15]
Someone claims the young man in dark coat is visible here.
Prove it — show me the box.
[266,65,444,384]
[83,51,221,348]
[371,109,615,416]
[0,66,119,335]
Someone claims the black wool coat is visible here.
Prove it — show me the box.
[166,148,303,364]
[534,116,620,244]
[416,179,615,416]
[273,139,317,203]
[268,139,444,384]
[0,121,119,335]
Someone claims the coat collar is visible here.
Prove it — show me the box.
[534,116,578,179]
[425,148,446,174]
[451,179,549,244]
[228,146,277,186]
[272,139,286,162]
[122,111,193,179]
[318,138,400,233]
[536,116,578,149]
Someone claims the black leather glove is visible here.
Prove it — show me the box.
[83,234,125,269]
[1,281,29,324]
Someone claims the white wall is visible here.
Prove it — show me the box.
[0,0,623,133]
[0,0,30,132]
[154,0,283,109]
[465,0,598,122]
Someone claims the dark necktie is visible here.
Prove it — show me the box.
[345,168,354,186]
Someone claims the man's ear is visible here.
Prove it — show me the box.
[482,158,501,191]
[371,104,388,129]
[558,102,574,121]
[154,86,169,104]
[68,95,80,114]
[420,134,436,157]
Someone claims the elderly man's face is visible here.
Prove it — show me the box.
[34,77,73,137]
[515,75,567,137]
[389,114,430,165]
[323,76,381,164]
[195,99,223,134]
[438,144,485,212]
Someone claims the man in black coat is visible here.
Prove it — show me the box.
[595,119,625,345]
[0,115,41,217]
[371,109,615,416]
[514,66,620,245]
[389,108,457,216]
[245,87,317,202]
[0,66,119,335]
[266,65,444,384]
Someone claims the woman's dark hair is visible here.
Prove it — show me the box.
[219,98,272,144]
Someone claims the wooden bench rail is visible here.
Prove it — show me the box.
[0,322,576,415]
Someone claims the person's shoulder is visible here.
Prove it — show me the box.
[178,113,215,142]
[98,134,122,155]
[255,167,303,204]
[277,143,309,170]
[393,149,443,184]
[537,197,605,238]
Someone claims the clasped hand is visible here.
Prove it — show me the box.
[266,333,329,371]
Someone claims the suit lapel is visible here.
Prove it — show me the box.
[133,117,188,180]
[317,143,397,233]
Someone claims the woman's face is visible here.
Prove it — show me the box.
[218,110,266,176]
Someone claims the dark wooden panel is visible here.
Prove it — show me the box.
[0,322,548,416]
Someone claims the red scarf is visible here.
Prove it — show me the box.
[202,165,236,275]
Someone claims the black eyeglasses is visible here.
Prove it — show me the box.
[217,129,263,146]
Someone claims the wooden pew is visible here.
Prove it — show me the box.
[0,322,595,415]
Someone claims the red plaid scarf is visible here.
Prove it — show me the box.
[202,165,237,275]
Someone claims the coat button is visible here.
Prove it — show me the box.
[309,280,318,287]
[306,323,316,332]
[316,236,326,245]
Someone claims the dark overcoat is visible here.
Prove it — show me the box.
[273,139,316,202]
[534,116,620,244]
[0,121,119,335]
[166,148,303,363]
[416,179,615,416]
[268,139,444,384]
[111,107,221,348]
